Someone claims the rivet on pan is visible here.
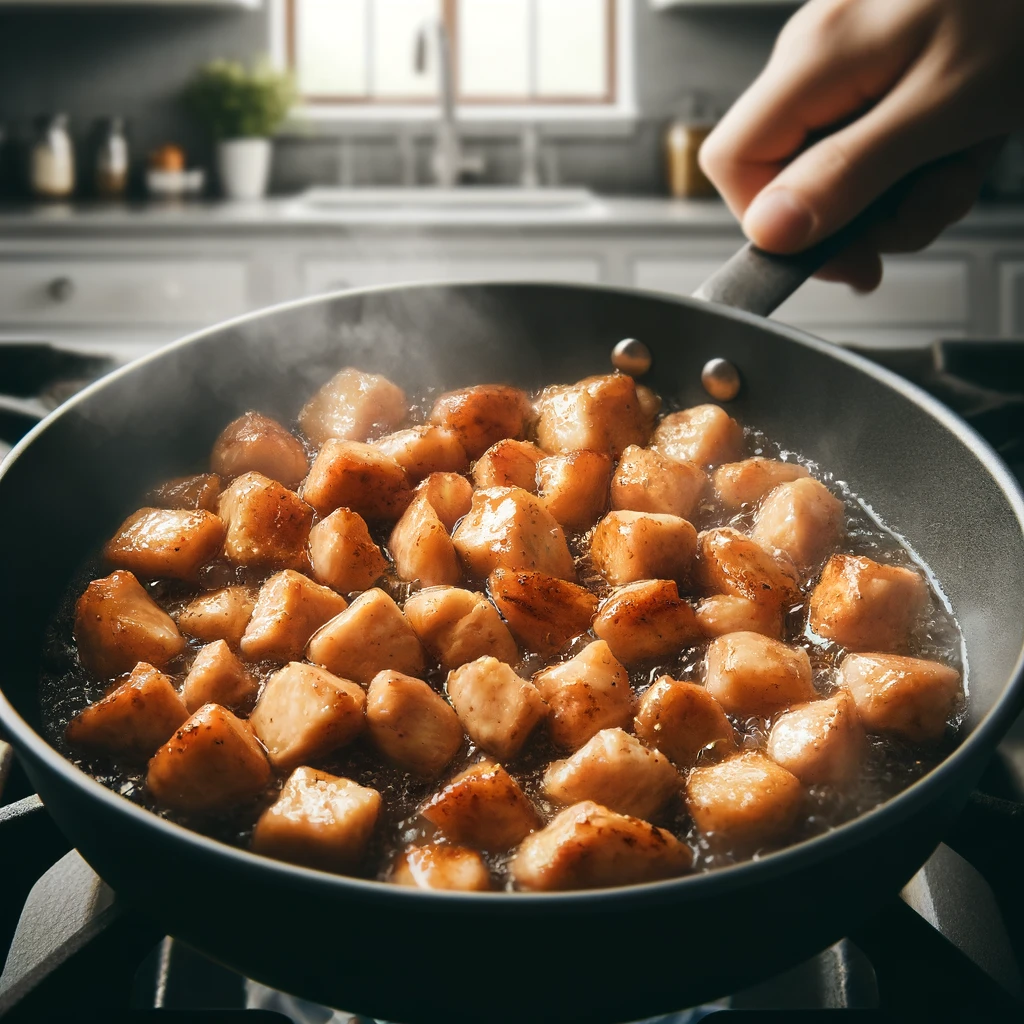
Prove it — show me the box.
[611,338,652,376]
[701,358,741,401]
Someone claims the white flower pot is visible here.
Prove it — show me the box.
[216,137,272,201]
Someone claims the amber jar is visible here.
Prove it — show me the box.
[664,95,719,199]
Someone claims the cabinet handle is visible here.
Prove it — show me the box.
[47,277,75,303]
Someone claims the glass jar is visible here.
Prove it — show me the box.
[95,117,129,199]
[665,94,718,200]
[30,114,75,200]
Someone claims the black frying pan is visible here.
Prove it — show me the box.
[1,229,1024,1024]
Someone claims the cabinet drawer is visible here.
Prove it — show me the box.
[999,260,1024,335]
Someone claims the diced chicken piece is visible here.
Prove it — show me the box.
[404,586,518,671]
[240,570,348,663]
[299,367,407,447]
[177,586,255,648]
[249,662,366,770]
[66,662,188,760]
[182,640,257,713]
[592,579,701,665]
[634,677,736,767]
[809,554,929,653]
[389,494,461,588]
[751,478,845,570]
[428,384,532,459]
[307,587,425,686]
[308,508,388,594]
[446,656,547,759]
[636,384,662,422]
[218,471,313,570]
[611,446,707,520]
[391,844,491,891]
[252,766,380,871]
[695,594,783,640]
[651,404,743,468]
[686,752,803,845]
[839,653,962,743]
[590,511,697,587]
[210,411,309,488]
[374,424,468,483]
[421,760,539,850]
[488,568,597,657]
[366,670,463,776]
[147,473,221,512]
[535,449,613,532]
[511,801,691,892]
[712,458,809,511]
[697,527,802,610]
[104,507,225,581]
[767,690,865,784]
[533,640,632,751]
[301,440,412,521]
[74,570,185,678]
[147,703,271,813]
[705,632,815,717]
[415,472,474,533]
[473,439,545,491]
[452,486,575,581]
[543,728,681,821]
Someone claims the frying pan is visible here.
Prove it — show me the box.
[1,225,1024,1024]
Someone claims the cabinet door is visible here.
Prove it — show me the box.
[999,261,1024,335]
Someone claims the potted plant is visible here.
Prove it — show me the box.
[184,60,295,201]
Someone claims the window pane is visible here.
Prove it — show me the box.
[371,0,440,98]
[536,0,608,99]
[459,0,530,98]
[294,0,367,97]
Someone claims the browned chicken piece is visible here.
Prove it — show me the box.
[404,586,518,671]
[751,478,845,570]
[307,508,388,594]
[543,728,681,821]
[74,570,185,678]
[446,656,547,759]
[301,440,412,521]
[636,383,662,422]
[713,458,810,511]
[147,703,271,813]
[210,411,309,488]
[610,445,707,520]
[452,486,575,580]
[533,640,632,750]
[249,662,366,770]
[428,384,532,459]
[697,527,802,610]
[252,766,380,872]
[390,844,491,891]
[809,554,929,653]
[767,690,865,784]
[651,404,743,468]
[66,662,188,760]
[374,424,469,482]
[299,367,407,447]
[421,760,540,850]
[306,587,425,686]
[686,751,803,845]
[389,494,462,588]
[147,472,221,512]
[839,653,962,743]
[592,579,702,664]
[535,449,613,532]
[181,640,257,713]
[177,586,255,648]
[104,507,225,581]
[695,594,783,640]
[634,677,736,767]
[473,439,545,491]
[415,473,474,534]
[488,568,597,657]
[365,670,463,776]
[705,632,815,717]
[511,800,692,892]
[218,471,313,570]
[240,570,348,662]
[590,511,697,587]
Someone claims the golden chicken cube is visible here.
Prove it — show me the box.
[252,766,381,872]
[404,586,518,671]
[365,670,463,776]
[147,703,271,813]
[421,760,539,850]
[428,384,532,459]
[446,656,547,760]
[240,570,348,663]
[307,508,389,594]
[210,411,309,489]
[839,653,962,743]
[66,662,188,760]
[299,367,407,447]
[712,458,810,511]
[767,690,865,784]
[651,404,743,468]
[610,445,707,520]
[535,449,613,532]
[809,554,929,653]
[592,579,702,665]
[543,728,681,821]
[590,511,697,587]
[391,844,491,891]
[533,640,632,751]
[414,472,474,533]
[104,507,225,581]
[182,640,257,713]
[148,472,221,512]
[177,586,255,648]
[473,439,545,491]
[218,471,313,570]
[389,494,462,588]
[374,424,468,482]
[452,486,575,581]
[306,587,425,686]
[249,662,366,770]
[511,801,691,892]
[705,632,815,717]
[686,752,803,845]
[751,478,845,570]
[74,570,185,678]
[697,527,802,610]
[301,439,412,521]
[695,594,782,640]
[634,677,736,767]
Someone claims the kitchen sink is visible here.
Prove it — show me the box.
[291,186,603,216]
